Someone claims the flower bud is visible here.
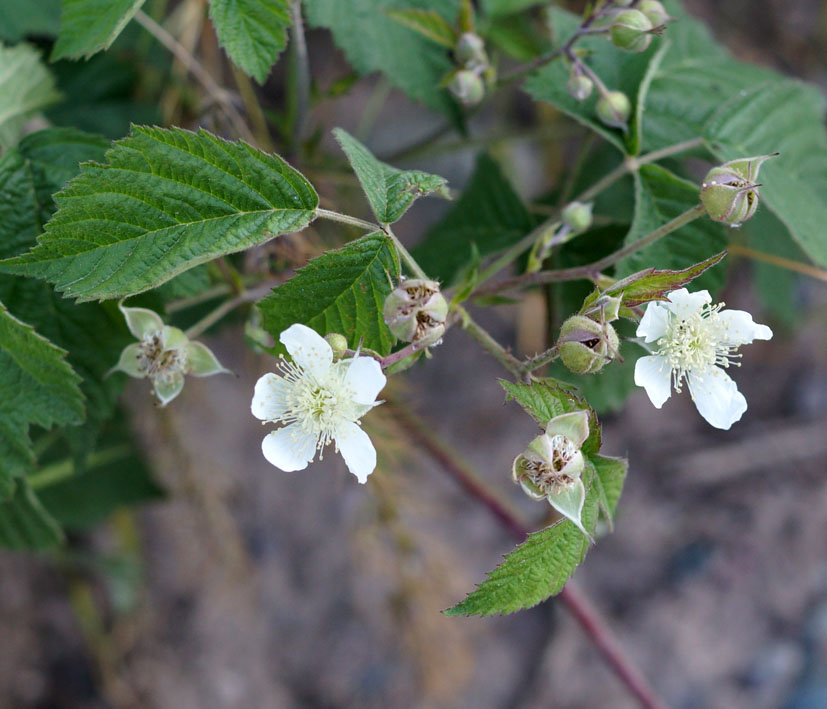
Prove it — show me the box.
[596,90,631,131]
[610,10,654,53]
[700,155,776,226]
[561,201,593,234]
[383,279,449,349]
[557,314,619,375]
[455,32,488,70]
[638,0,670,27]
[567,70,593,101]
[448,69,485,107]
[324,333,349,360]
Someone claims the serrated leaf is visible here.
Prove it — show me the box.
[446,453,627,616]
[605,251,726,307]
[0,478,64,550]
[615,164,727,294]
[413,152,532,283]
[524,8,659,154]
[0,126,318,302]
[258,232,400,355]
[51,0,145,60]
[208,0,291,84]
[0,301,85,495]
[0,43,60,149]
[333,128,448,225]
[703,81,827,268]
[0,0,61,41]
[304,0,461,121]
[386,9,457,47]
[0,128,132,465]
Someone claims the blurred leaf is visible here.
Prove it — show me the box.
[304,0,461,121]
[386,9,457,47]
[51,0,146,60]
[333,127,448,225]
[413,152,532,283]
[0,301,84,494]
[258,232,400,355]
[208,0,291,83]
[0,126,319,301]
[481,12,546,61]
[481,0,545,17]
[615,164,727,295]
[704,81,827,267]
[0,0,61,41]
[0,478,64,550]
[0,43,60,149]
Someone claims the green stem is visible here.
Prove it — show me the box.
[454,305,524,377]
[29,444,133,491]
[521,345,559,374]
[289,0,310,152]
[386,226,428,279]
[315,208,380,232]
[184,281,278,339]
[479,203,708,296]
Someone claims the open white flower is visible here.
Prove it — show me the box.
[634,288,772,429]
[251,323,386,483]
[111,303,229,406]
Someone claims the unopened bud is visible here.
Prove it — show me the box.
[596,90,631,130]
[557,315,619,375]
[455,33,488,70]
[638,0,670,27]
[448,69,485,107]
[610,10,654,53]
[383,279,449,349]
[567,70,593,101]
[561,201,593,234]
[324,333,349,360]
[700,154,777,226]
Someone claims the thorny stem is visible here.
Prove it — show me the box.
[453,305,525,378]
[184,282,278,339]
[133,10,255,144]
[386,226,429,279]
[477,203,708,297]
[389,403,667,709]
[521,345,560,374]
[378,342,421,369]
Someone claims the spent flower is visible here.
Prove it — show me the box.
[251,323,386,483]
[383,278,449,349]
[634,288,772,429]
[111,303,229,406]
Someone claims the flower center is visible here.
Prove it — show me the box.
[523,434,578,495]
[655,302,739,391]
[137,334,187,381]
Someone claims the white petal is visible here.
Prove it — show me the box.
[153,372,185,407]
[714,309,773,346]
[119,303,163,339]
[251,373,290,421]
[637,301,671,342]
[279,324,332,378]
[343,356,386,405]
[687,366,747,430]
[634,355,673,408]
[335,421,376,484]
[548,479,592,542]
[665,288,711,320]
[261,424,318,472]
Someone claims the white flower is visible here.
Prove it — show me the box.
[634,288,772,429]
[111,303,229,406]
[251,323,386,483]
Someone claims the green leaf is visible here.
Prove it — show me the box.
[0,478,64,550]
[0,301,85,494]
[0,0,61,41]
[51,0,146,60]
[0,43,60,149]
[0,128,132,465]
[333,128,448,225]
[304,0,461,120]
[446,452,627,616]
[703,81,827,268]
[386,9,458,47]
[604,251,727,308]
[413,152,532,283]
[481,0,545,17]
[0,126,319,302]
[258,232,400,355]
[615,164,728,294]
[524,8,659,154]
[208,0,291,83]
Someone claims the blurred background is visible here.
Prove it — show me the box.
[2,1,827,707]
